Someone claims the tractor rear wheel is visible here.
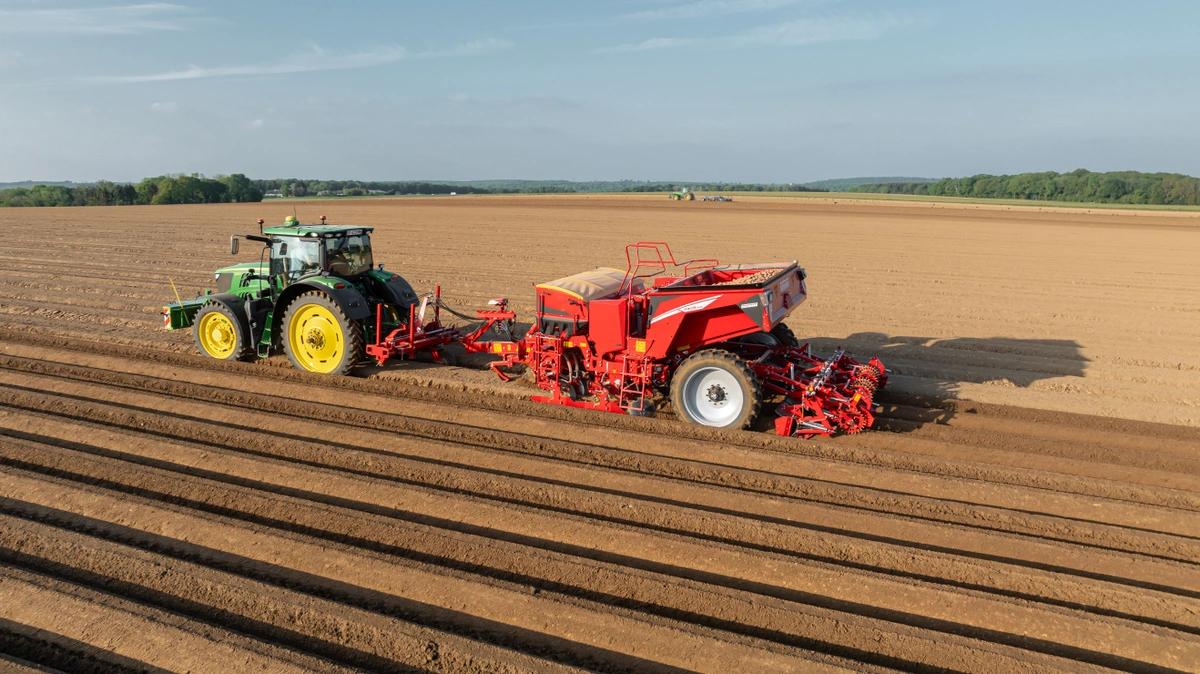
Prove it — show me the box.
[193,301,254,362]
[282,291,363,375]
[670,349,760,429]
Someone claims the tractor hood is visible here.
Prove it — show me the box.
[214,261,268,276]
[212,261,269,294]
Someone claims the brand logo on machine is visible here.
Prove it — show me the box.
[650,295,722,324]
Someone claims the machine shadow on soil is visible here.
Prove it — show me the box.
[807,334,1089,432]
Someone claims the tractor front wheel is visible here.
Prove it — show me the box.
[670,349,760,429]
[282,291,363,375]
[193,301,254,362]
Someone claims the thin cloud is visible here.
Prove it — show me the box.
[428,38,513,58]
[91,46,410,83]
[513,1,814,34]
[731,14,893,45]
[623,0,805,21]
[0,3,196,35]
[600,14,900,52]
[88,39,512,84]
[446,92,581,110]
[610,36,698,52]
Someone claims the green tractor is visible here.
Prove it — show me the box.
[163,216,436,375]
[669,187,695,201]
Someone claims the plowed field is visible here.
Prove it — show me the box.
[1,195,1197,672]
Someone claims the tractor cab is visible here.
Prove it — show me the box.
[247,216,375,288]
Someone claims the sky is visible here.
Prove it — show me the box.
[1,0,1198,183]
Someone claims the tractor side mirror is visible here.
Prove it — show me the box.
[230,236,240,255]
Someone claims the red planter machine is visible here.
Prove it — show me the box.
[391,241,888,437]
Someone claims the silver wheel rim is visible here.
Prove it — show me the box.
[680,366,744,427]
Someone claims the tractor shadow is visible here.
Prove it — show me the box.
[799,332,1089,432]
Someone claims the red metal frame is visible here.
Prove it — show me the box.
[364,284,459,366]
[740,343,888,437]
[619,241,719,295]
[456,242,888,437]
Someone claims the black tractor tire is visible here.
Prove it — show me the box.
[771,323,801,347]
[735,323,800,349]
[192,301,255,362]
[736,331,779,347]
[670,349,761,430]
[281,290,364,375]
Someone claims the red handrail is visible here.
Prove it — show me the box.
[619,241,720,294]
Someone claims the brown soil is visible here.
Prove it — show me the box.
[0,195,1197,672]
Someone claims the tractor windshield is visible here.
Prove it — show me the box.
[271,237,322,285]
[324,234,373,277]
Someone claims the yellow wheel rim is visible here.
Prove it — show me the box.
[197,312,237,359]
[287,303,344,373]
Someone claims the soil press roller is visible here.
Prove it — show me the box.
[164,221,885,437]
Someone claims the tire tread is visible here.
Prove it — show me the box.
[192,301,255,362]
[281,290,363,375]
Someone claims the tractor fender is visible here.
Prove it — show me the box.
[272,280,372,336]
[366,269,420,312]
[203,293,252,329]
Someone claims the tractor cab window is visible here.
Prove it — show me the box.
[270,237,322,285]
[324,234,373,277]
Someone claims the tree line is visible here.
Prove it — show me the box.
[618,182,824,193]
[7,169,1198,207]
[851,170,1200,206]
[0,176,825,206]
[249,179,822,196]
[0,174,263,207]
[257,179,491,197]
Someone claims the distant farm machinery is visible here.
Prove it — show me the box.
[165,219,886,437]
[670,190,734,203]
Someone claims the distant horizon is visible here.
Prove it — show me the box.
[10,169,1200,190]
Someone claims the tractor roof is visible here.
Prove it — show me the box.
[263,224,374,237]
